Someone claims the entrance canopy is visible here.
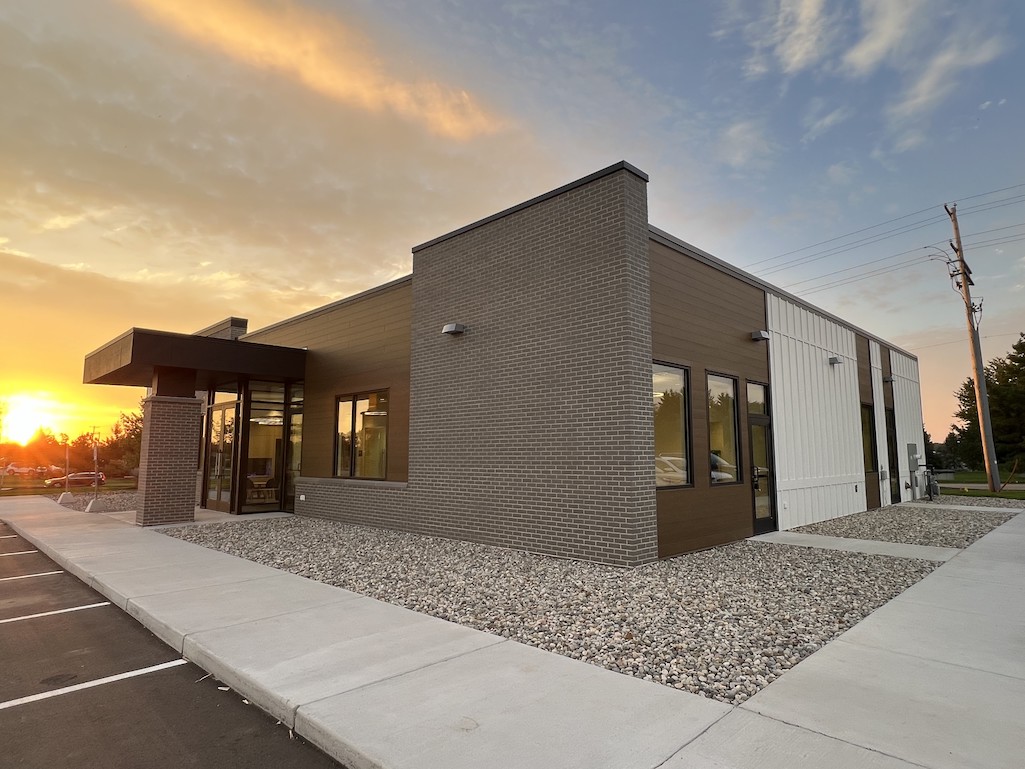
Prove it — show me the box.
[84,328,306,395]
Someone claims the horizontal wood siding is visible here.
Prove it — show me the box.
[881,347,895,409]
[242,280,412,481]
[856,334,873,404]
[649,240,769,557]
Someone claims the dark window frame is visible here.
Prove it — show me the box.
[746,381,769,417]
[653,361,692,489]
[334,389,389,480]
[707,371,742,486]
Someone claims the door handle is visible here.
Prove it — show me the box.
[752,466,760,491]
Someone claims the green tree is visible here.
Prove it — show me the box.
[103,407,144,477]
[945,333,1025,470]
[923,427,937,467]
[69,432,97,471]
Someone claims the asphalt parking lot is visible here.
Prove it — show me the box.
[0,520,345,769]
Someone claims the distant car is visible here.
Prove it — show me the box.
[710,453,736,483]
[44,472,106,488]
[655,457,686,486]
[5,464,42,478]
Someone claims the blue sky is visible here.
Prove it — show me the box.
[0,0,1022,438]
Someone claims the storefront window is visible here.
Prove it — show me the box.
[335,391,388,479]
[653,363,689,486]
[708,374,739,484]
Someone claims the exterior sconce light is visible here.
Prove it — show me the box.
[828,355,842,366]
[883,375,895,383]
[441,323,467,335]
[751,330,770,342]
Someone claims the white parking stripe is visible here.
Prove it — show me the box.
[0,659,189,711]
[0,534,18,539]
[0,550,39,557]
[0,602,111,625]
[0,571,62,582]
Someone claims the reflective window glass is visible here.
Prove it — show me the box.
[336,391,388,479]
[747,383,767,415]
[653,364,689,486]
[708,374,739,484]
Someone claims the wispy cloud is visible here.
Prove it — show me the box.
[839,0,1010,147]
[826,161,857,185]
[737,0,842,78]
[842,0,928,76]
[801,100,854,142]
[887,34,1007,124]
[717,120,777,170]
[126,0,504,140]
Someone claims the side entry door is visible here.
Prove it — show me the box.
[747,383,777,534]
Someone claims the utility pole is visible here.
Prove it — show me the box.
[945,203,1001,492]
[91,426,100,502]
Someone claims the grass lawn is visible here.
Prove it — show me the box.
[940,488,1025,501]
[0,477,137,497]
[946,468,1022,484]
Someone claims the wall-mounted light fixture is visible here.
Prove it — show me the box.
[441,323,467,336]
[883,375,895,383]
[751,330,770,342]
[828,355,843,366]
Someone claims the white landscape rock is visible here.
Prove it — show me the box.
[159,509,993,705]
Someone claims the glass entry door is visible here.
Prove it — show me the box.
[206,403,236,512]
[750,422,777,533]
[747,383,777,534]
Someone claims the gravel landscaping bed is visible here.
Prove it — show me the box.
[53,490,140,513]
[926,493,1025,509]
[164,517,936,704]
[794,496,1021,548]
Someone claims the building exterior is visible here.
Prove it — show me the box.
[85,162,926,565]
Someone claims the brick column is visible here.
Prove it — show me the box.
[137,395,203,526]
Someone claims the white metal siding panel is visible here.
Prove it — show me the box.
[767,295,865,529]
[870,341,889,506]
[891,351,926,501]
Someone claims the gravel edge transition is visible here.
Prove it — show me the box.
[163,516,940,704]
[51,490,1018,704]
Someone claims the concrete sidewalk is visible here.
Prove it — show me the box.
[3,495,1023,769]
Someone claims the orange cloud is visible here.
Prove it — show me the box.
[125,0,503,140]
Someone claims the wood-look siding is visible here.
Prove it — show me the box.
[882,347,895,409]
[856,334,881,509]
[856,334,873,404]
[242,280,412,481]
[649,239,770,557]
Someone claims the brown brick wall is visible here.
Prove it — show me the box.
[137,395,203,526]
[408,166,655,566]
[292,165,658,566]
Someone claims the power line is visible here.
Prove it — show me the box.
[799,258,933,296]
[773,222,1025,293]
[788,233,1025,295]
[758,194,1025,277]
[746,182,1025,269]
[781,248,925,288]
[759,215,944,276]
[903,332,1022,352]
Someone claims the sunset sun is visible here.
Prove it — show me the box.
[1,395,58,446]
